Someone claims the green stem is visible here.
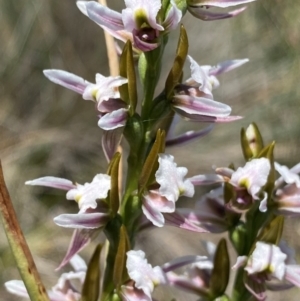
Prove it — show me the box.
[101,216,122,301]
[231,269,253,301]
[0,161,50,301]
[140,38,167,122]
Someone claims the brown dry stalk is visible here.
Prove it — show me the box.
[0,161,50,301]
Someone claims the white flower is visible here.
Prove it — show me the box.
[230,158,270,211]
[156,154,195,202]
[245,242,286,280]
[77,0,182,52]
[142,154,195,227]
[66,174,111,213]
[126,250,166,299]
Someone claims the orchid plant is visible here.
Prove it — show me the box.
[1,1,300,301]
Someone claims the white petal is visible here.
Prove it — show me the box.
[142,190,175,227]
[188,6,247,21]
[275,162,300,188]
[43,69,90,95]
[5,280,29,298]
[231,158,270,199]
[188,55,215,96]
[121,285,152,301]
[232,256,248,270]
[25,176,76,190]
[156,154,194,203]
[66,174,111,212]
[70,254,87,272]
[57,229,98,270]
[285,265,300,287]
[76,1,88,16]
[193,0,256,8]
[209,58,249,76]
[124,0,163,31]
[163,0,182,32]
[85,1,124,31]
[54,212,110,229]
[173,95,231,117]
[246,242,287,280]
[126,250,166,298]
[98,108,128,130]
[102,128,123,162]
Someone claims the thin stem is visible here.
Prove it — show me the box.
[0,161,50,301]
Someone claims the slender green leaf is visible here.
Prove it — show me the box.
[119,42,130,105]
[107,152,121,216]
[138,129,165,193]
[113,225,130,288]
[119,41,137,115]
[81,244,102,301]
[256,215,284,246]
[165,24,188,99]
[209,239,230,299]
[126,42,137,115]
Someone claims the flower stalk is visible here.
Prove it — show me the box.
[0,161,50,301]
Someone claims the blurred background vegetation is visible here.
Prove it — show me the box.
[1,0,300,300]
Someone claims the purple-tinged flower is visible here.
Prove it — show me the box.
[166,242,216,297]
[126,250,167,299]
[102,128,123,161]
[166,187,240,233]
[26,174,111,214]
[166,114,214,147]
[271,162,300,216]
[142,154,194,227]
[275,162,300,189]
[120,283,152,301]
[26,175,111,267]
[232,241,300,300]
[189,158,271,212]
[43,69,129,130]
[156,154,195,202]
[275,184,300,217]
[44,70,127,104]
[185,55,220,97]
[57,228,101,270]
[230,158,271,211]
[173,56,248,123]
[5,255,86,301]
[124,250,207,301]
[77,0,182,52]
[187,0,256,21]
